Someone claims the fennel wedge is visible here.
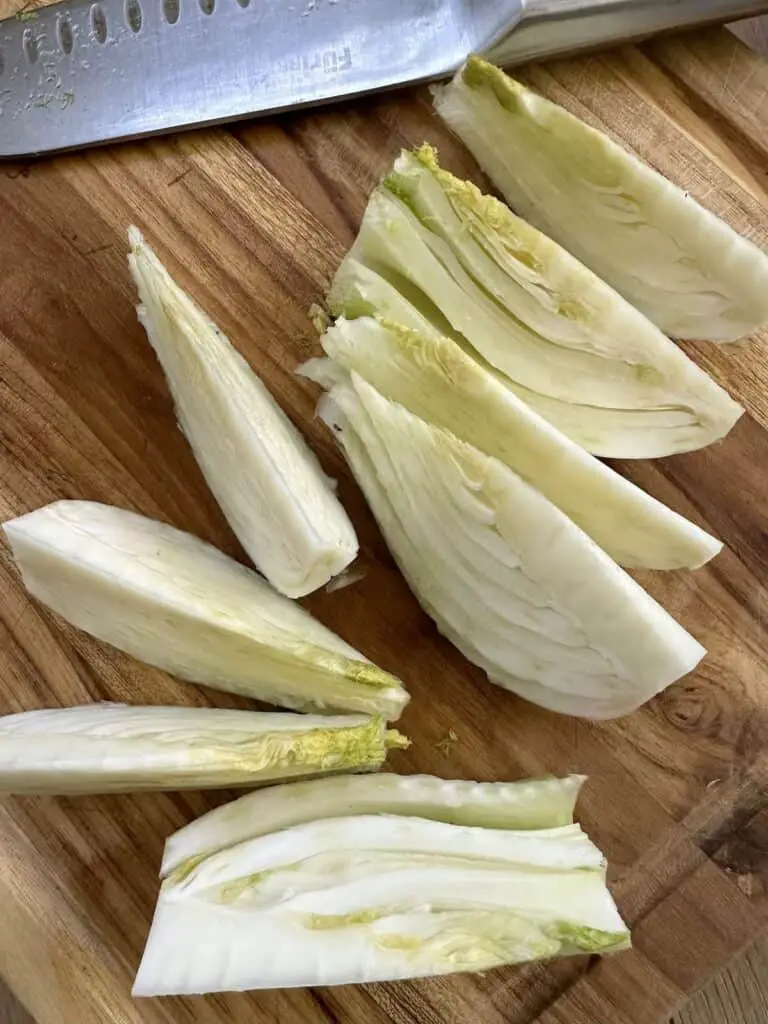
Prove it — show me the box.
[136,780,629,994]
[434,59,768,341]
[162,773,585,876]
[339,145,742,458]
[0,705,405,794]
[3,501,408,719]
[311,310,721,570]
[128,228,357,597]
[317,372,705,719]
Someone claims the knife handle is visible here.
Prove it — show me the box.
[489,0,768,65]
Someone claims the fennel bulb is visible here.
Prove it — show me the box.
[434,59,768,341]
[128,227,357,597]
[338,145,742,458]
[0,704,405,794]
[3,501,408,719]
[135,778,629,994]
[316,372,705,719]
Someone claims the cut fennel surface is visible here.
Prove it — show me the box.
[162,772,585,876]
[136,779,629,994]
[0,705,404,794]
[317,372,705,719]
[339,145,742,458]
[310,309,721,570]
[2,501,408,719]
[128,227,357,597]
[434,59,768,342]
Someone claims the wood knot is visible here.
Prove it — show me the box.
[660,682,720,734]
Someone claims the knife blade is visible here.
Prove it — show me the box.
[1,0,766,158]
[0,0,522,157]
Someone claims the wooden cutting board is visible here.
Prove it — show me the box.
[1,8,768,1022]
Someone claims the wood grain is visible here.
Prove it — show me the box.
[675,938,768,1024]
[0,9,767,1024]
[0,981,32,1024]
[666,22,768,1024]
[669,33,768,1024]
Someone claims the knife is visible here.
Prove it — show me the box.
[1,0,766,158]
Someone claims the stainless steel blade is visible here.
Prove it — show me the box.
[0,0,523,157]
